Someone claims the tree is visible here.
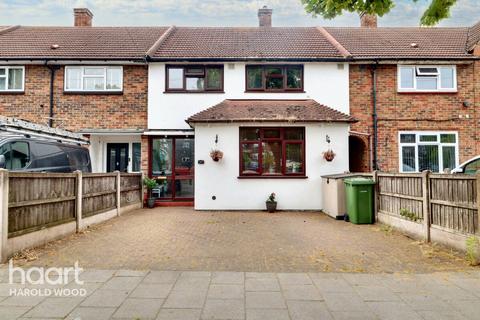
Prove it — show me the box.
[300,0,457,26]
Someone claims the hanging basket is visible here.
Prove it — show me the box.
[323,149,336,162]
[210,149,224,162]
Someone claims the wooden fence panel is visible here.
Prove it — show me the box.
[429,175,477,234]
[377,174,424,221]
[120,173,142,206]
[8,173,76,237]
[82,174,117,217]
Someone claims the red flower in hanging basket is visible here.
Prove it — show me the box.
[210,149,224,162]
[323,149,336,162]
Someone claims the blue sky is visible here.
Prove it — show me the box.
[0,0,478,27]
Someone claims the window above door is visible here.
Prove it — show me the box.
[165,65,224,92]
[397,65,456,93]
[246,65,304,92]
[64,66,123,93]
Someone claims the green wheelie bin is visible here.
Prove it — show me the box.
[344,177,375,224]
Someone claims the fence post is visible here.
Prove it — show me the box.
[372,170,379,222]
[0,169,9,263]
[477,171,480,235]
[140,171,145,208]
[116,171,121,216]
[422,170,431,242]
[75,170,83,232]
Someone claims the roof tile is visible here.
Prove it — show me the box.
[187,99,356,124]
[324,27,471,59]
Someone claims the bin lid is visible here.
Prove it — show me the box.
[344,177,375,185]
[321,173,367,179]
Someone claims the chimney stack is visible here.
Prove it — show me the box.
[74,8,93,27]
[360,12,377,28]
[258,6,272,27]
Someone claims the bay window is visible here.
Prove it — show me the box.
[246,65,303,92]
[64,66,123,92]
[166,65,223,92]
[399,132,458,173]
[0,66,24,92]
[240,127,305,177]
[398,65,456,92]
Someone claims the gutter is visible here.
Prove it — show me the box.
[146,57,353,63]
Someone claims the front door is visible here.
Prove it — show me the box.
[151,137,194,201]
[107,143,129,172]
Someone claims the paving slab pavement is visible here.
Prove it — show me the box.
[0,268,478,319]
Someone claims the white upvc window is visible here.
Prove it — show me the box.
[64,66,123,92]
[397,65,456,92]
[398,131,459,173]
[0,66,25,92]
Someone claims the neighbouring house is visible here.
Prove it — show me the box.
[1,7,479,210]
[325,19,480,173]
[0,8,167,173]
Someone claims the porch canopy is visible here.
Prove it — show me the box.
[186,99,356,124]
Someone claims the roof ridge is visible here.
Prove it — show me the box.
[467,21,480,51]
[316,27,351,58]
[0,25,20,36]
[146,25,176,57]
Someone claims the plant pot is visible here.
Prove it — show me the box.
[210,150,224,162]
[147,198,156,209]
[266,201,277,213]
[323,150,336,162]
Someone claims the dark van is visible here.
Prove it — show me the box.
[0,133,91,172]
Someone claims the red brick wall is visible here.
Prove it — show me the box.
[350,63,479,172]
[0,64,148,132]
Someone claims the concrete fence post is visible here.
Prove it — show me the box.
[422,170,431,242]
[116,171,121,216]
[372,170,379,222]
[0,169,9,263]
[75,170,83,232]
[140,171,145,208]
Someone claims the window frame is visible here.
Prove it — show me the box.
[398,131,459,173]
[165,65,224,93]
[397,65,457,93]
[64,66,123,93]
[0,66,25,92]
[245,65,304,92]
[239,127,306,178]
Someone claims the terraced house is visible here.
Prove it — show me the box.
[0,7,479,210]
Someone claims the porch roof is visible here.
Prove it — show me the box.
[187,99,356,124]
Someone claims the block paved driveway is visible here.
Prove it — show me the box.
[14,207,472,273]
[1,269,480,319]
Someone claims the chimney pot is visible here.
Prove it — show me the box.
[360,12,377,28]
[258,6,273,27]
[74,8,93,27]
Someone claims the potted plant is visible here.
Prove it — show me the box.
[266,192,277,213]
[323,149,336,162]
[210,149,224,162]
[143,177,157,208]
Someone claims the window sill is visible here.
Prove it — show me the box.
[397,90,457,94]
[238,175,308,179]
[0,91,24,95]
[163,91,225,94]
[244,90,306,93]
[63,91,123,95]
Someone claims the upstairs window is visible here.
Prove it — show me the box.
[398,65,456,92]
[246,65,303,92]
[64,66,123,92]
[166,65,223,92]
[399,131,458,173]
[0,66,24,92]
